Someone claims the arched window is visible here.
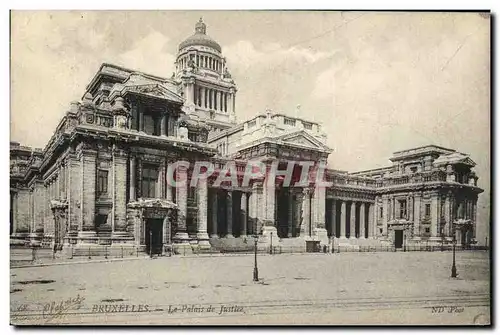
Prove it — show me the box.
[214,91,218,110]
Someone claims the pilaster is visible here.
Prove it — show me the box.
[78,148,97,243]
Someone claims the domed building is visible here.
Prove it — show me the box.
[175,18,237,132]
[9,19,483,256]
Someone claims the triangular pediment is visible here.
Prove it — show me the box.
[125,83,184,104]
[278,131,332,152]
[434,152,476,167]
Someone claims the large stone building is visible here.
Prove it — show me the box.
[10,19,483,254]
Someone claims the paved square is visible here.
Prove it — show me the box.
[10,251,490,325]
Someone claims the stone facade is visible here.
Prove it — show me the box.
[9,19,483,254]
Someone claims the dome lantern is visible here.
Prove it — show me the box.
[178,18,221,52]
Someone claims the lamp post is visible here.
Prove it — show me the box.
[253,235,259,282]
[149,230,153,259]
[451,231,457,278]
[270,232,273,255]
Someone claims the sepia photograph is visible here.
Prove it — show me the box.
[9,9,491,326]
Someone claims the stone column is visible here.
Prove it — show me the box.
[160,113,167,136]
[227,93,233,115]
[444,194,451,237]
[294,191,303,237]
[226,191,234,238]
[287,191,293,237]
[261,170,278,240]
[368,203,375,238]
[313,185,326,230]
[165,159,173,202]
[382,196,389,236]
[15,188,30,238]
[196,178,209,246]
[301,188,310,236]
[129,156,136,201]
[430,193,439,238]
[240,192,248,237]
[173,165,189,242]
[111,146,131,243]
[79,150,97,243]
[200,87,205,108]
[253,181,264,235]
[210,189,218,238]
[67,154,81,233]
[413,194,421,238]
[340,201,346,238]
[359,203,366,239]
[350,202,356,238]
[408,195,414,222]
[60,163,66,200]
[263,174,275,226]
[138,106,144,132]
[30,180,45,244]
[330,200,337,237]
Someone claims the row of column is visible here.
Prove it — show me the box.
[178,54,222,73]
[208,189,249,238]
[329,200,376,239]
[194,85,229,112]
[135,109,176,137]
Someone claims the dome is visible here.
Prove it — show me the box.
[178,18,221,53]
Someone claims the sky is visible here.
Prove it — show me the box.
[10,11,490,243]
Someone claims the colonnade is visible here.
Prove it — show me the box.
[327,199,376,239]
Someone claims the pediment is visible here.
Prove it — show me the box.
[434,152,476,167]
[125,83,184,104]
[278,131,332,152]
[283,135,319,148]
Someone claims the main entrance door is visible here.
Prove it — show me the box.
[145,219,164,255]
[394,230,403,248]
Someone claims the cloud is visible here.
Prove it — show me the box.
[117,31,176,78]
[223,40,333,70]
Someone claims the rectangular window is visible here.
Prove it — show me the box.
[379,207,383,218]
[425,204,431,217]
[141,164,158,198]
[97,170,108,196]
[425,227,430,233]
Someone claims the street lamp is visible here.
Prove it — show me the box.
[149,230,153,259]
[451,231,458,278]
[253,234,259,282]
[270,232,273,255]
